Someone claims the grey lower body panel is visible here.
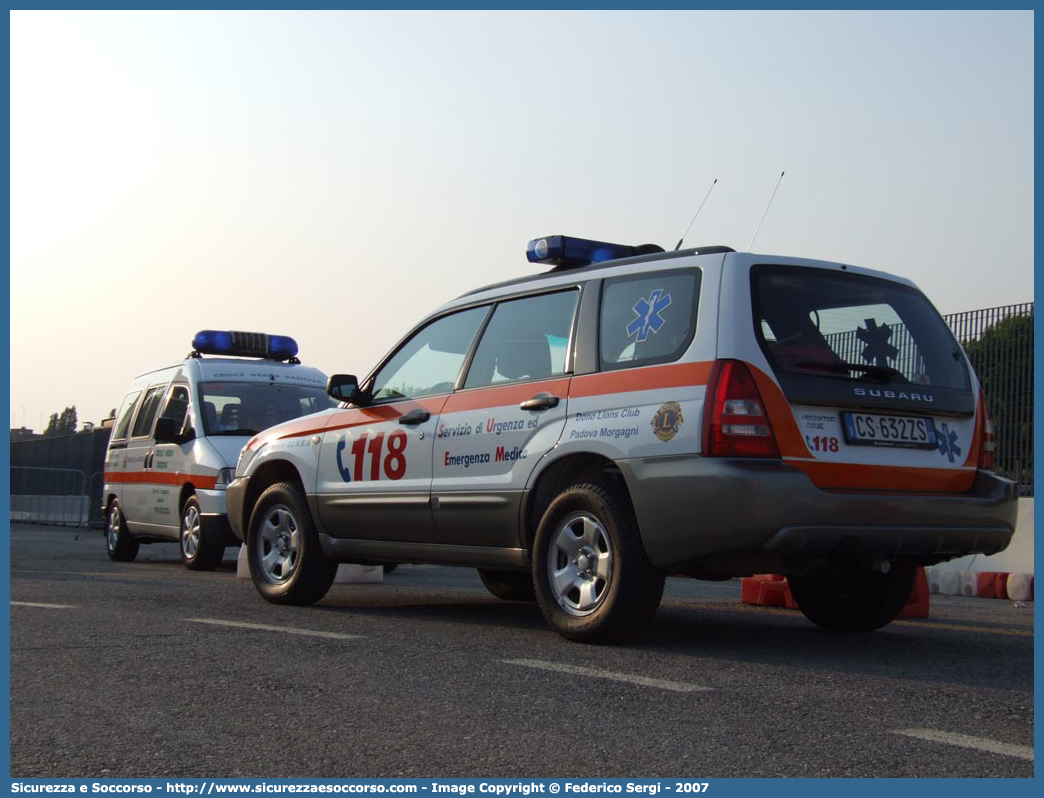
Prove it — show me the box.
[318,535,528,569]
[126,520,178,542]
[226,478,248,541]
[316,492,441,543]
[617,455,1019,573]
[432,491,523,548]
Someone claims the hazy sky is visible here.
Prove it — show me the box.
[9,10,1034,430]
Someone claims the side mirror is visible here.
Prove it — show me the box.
[154,416,183,444]
[327,374,360,403]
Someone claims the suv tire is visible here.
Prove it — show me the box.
[105,501,139,562]
[788,562,917,631]
[477,568,535,602]
[247,481,337,605]
[533,481,664,643]
[180,495,224,571]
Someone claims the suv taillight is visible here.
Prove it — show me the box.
[978,394,996,470]
[702,360,780,457]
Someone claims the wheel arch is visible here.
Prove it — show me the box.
[521,452,634,551]
[242,460,306,532]
[178,482,197,516]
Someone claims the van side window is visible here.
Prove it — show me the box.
[599,269,701,370]
[111,391,142,441]
[131,387,166,439]
[464,290,579,389]
[159,385,191,435]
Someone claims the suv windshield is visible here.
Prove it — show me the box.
[752,265,969,391]
[199,382,337,436]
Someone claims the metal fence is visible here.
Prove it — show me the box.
[826,323,926,383]
[9,427,111,527]
[945,303,1034,496]
[9,466,89,526]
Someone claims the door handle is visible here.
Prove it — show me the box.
[398,408,431,425]
[520,392,560,411]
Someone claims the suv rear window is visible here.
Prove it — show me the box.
[752,265,969,392]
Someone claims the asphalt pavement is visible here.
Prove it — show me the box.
[8,523,1035,778]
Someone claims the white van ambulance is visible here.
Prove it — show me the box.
[225,237,1018,641]
[103,331,334,569]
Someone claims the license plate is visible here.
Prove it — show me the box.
[841,412,938,449]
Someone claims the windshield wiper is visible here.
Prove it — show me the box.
[792,361,902,383]
[208,428,260,436]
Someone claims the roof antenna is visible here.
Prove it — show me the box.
[748,171,785,252]
[674,178,718,250]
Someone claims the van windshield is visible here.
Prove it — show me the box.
[198,382,337,436]
[752,265,969,391]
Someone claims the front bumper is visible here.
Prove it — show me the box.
[226,477,249,542]
[619,456,1019,572]
[200,513,240,548]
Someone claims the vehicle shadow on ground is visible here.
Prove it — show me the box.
[644,603,1033,692]
[305,584,1032,693]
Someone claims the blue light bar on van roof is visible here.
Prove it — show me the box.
[526,235,663,268]
[191,330,299,361]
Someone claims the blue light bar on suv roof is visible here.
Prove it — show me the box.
[191,330,299,362]
[526,235,664,268]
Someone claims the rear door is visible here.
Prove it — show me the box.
[122,384,170,529]
[730,257,979,492]
[432,288,580,547]
[148,383,193,528]
[103,390,144,513]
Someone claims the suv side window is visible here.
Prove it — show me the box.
[111,391,142,442]
[599,269,701,370]
[371,306,489,403]
[130,386,166,438]
[464,289,579,389]
[159,385,191,435]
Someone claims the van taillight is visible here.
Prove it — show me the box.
[702,360,780,457]
[978,394,996,470]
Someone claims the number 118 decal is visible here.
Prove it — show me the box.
[336,431,408,482]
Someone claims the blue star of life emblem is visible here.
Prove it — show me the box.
[856,318,899,367]
[626,289,672,343]
[937,423,961,463]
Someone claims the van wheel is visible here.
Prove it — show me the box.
[788,562,916,631]
[247,481,337,605]
[180,495,224,571]
[532,482,664,643]
[106,501,139,562]
[477,568,535,601]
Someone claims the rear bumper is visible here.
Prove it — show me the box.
[619,456,1019,572]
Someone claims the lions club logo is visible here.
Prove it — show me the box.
[651,402,683,442]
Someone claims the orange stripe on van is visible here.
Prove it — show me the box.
[568,362,714,398]
[104,471,218,490]
[785,459,977,492]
